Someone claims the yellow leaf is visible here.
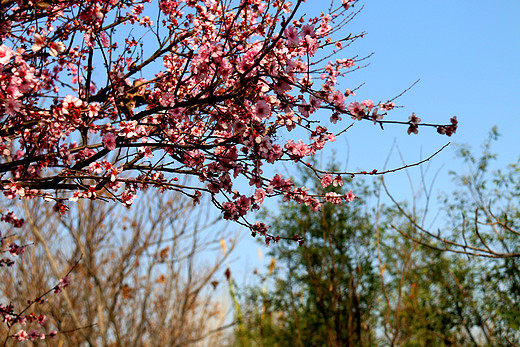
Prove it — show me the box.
[220,238,227,255]
[268,258,276,275]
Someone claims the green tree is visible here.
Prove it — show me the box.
[238,131,520,346]
[238,161,382,347]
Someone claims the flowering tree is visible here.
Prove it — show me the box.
[0,0,456,243]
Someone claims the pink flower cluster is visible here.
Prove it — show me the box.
[14,329,57,342]
[347,99,382,123]
[437,116,458,137]
[285,140,311,159]
[0,210,24,228]
[53,276,70,294]
[321,174,344,188]
[0,0,457,249]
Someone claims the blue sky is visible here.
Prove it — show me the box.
[232,0,520,281]
[335,0,520,170]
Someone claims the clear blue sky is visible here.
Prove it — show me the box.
[231,0,520,282]
[338,0,520,165]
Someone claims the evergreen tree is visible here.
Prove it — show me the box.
[239,161,381,346]
[238,135,520,346]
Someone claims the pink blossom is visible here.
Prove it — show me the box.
[0,44,13,64]
[298,100,311,117]
[131,4,144,15]
[249,174,262,188]
[342,0,352,9]
[321,174,333,188]
[269,174,287,189]
[1,210,25,227]
[309,95,321,110]
[238,45,261,73]
[83,33,94,48]
[252,221,269,236]
[237,195,252,215]
[89,161,104,174]
[347,101,366,120]
[407,113,422,135]
[222,201,239,220]
[285,139,311,158]
[303,36,318,56]
[380,101,395,111]
[88,102,100,118]
[344,190,355,202]
[362,99,374,110]
[0,0,453,247]
[69,191,81,202]
[8,243,25,256]
[18,315,27,326]
[121,189,136,207]
[322,14,331,25]
[99,31,109,48]
[54,276,70,293]
[184,149,205,168]
[103,133,117,150]
[325,192,342,205]
[169,107,186,120]
[284,26,300,47]
[443,116,458,137]
[217,57,233,79]
[32,33,46,52]
[407,124,418,135]
[4,182,25,199]
[300,71,313,86]
[409,112,421,125]
[14,330,28,341]
[316,24,331,37]
[342,59,355,69]
[333,175,343,187]
[93,3,105,19]
[253,100,271,119]
[253,188,266,204]
[370,108,383,124]
[60,276,70,287]
[7,84,22,99]
[310,200,322,212]
[62,95,83,111]
[38,314,47,325]
[28,330,41,341]
[301,24,315,38]
[328,90,345,108]
[450,116,458,126]
[4,99,21,115]
[48,41,65,57]
[330,112,342,124]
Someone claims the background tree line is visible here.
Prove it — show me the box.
[235,128,520,346]
[0,189,236,346]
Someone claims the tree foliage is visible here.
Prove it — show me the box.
[237,162,381,346]
[239,139,520,346]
